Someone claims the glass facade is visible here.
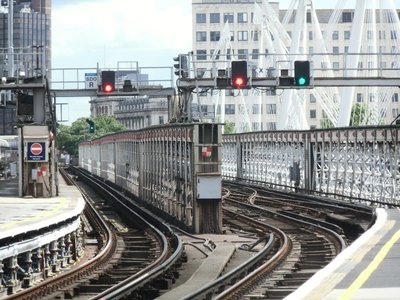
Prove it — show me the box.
[0,0,51,135]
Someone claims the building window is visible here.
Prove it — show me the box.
[196,50,207,60]
[210,31,220,41]
[266,122,276,130]
[252,30,259,41]
[393,93,399,102]
[342,11,353,22]
[238,49,248,60]
[159,116,164,124]
[266,104,276,114]
[196,31,207,42]
[252,49,259,59]
[225,104,235,114]
[237,12,248,23]
[237,31,248,41]
[223,13,234,23]
[252,104,262,114]
[309,31,313,40]
[252,122,261,131]
[357,93,363,102]
[310,109,317,119]
[344,46,349,53]
[211,49,220,60]
[230,31,235,41]
[391,30,397,40]
[197,68,206,78]
[196,13,206,23]
[367,30,373,39]
[379,30,386,40]
[393,108,399,118]
[210,13,220,23]
[200,105,208,113]
[332,46,339,54]
[369,93,375,102]
[332,62,339,70]
[310,94,316,103]
[344,31,351,40]
[306,12,311,23]
[332,31,339,40]
[226,48,232,60]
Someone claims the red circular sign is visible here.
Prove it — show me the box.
[31,143,43,155]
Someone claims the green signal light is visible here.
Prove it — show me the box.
[298,77,306,86]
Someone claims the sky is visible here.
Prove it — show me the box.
[52,0,192,124]
[52,0,400,124]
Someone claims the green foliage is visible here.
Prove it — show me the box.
[320,116,334,129]
[320,103,371,128]
[350,103,368,126]
[223,120,236,134]
[56,116,125,156]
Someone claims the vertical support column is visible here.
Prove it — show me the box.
[59,237,67,268]
[32,247,42,274]
[7,256,19,293]
[304,131,314,192]
[33,88,46,124]
[43,244,51,278]
[0,260,5,296]
[22,251,33,288]
[193,123,222,234]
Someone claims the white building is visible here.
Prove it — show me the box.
[191,0,400,131]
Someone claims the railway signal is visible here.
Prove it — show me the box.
[100,71,115,93]
[173,55,189,78]
[86,119,95,133]
[231,61,248,89]
[294,60,310,87]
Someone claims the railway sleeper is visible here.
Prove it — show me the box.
[302,252,334,259]
[75,284,112,293]
[120,250,154,258]
[264,287,297,298]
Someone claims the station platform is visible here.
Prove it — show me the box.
[288,207,400,300]
[0,174,85,241]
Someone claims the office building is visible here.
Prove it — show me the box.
[192,0,400,131]
[0,0,51,134]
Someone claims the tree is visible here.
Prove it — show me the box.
[320,103,370,128]
[350,103,369,126]
[57,115,125,156]
[223,120,236,134]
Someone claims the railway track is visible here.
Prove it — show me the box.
[5,171,374,300]
[6,168,183,300]
[209,182,374,299]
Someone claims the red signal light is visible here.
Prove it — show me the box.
[231,61,248,89]
[233,76,245,88]
[103,83,113,93]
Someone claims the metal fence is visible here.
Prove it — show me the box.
[222,126,400,205]
[79,123,222,233]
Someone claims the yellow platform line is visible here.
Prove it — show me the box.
[339,228,400,300]
[0,198,67,230]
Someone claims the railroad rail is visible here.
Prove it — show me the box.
[206,182,374,299]
[6,168,183,299]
